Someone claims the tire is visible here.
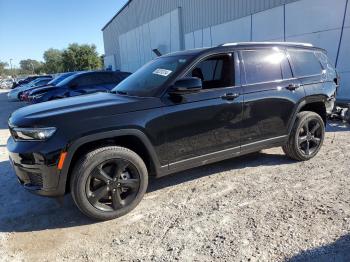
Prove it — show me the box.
[283,111,325,161]
[71,146,148,221]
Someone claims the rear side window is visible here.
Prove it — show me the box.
[77,74,104,86]
[315,51,337,79]
[242,49,292,84]
[97,73,116,84]
[288,50,323,77]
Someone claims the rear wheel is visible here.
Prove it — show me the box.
[283,111,325,161]
[71,146,148,221]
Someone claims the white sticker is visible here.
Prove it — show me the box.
[153,68,172,77]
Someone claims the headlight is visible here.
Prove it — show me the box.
[11,127,57,141]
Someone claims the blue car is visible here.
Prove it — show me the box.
[19,72,78,101]
[28,71,131,103]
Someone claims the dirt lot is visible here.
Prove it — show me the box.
[0,89,350,262]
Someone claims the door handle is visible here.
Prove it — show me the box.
[222,93,240,101]
[286,84,301,91]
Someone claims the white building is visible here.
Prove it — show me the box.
[102,0,350,101]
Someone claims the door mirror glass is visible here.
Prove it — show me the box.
[169,77,202,95]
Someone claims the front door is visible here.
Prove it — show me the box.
[161,53,244,170]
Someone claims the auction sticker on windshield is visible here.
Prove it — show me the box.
[153,68,173,77]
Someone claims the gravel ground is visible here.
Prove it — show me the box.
[0,89,350,262]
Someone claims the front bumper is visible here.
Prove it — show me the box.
[7,137,66,197]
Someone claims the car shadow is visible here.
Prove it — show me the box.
[0,159,94,232]
[0,151,294,233]
[287,234,350,262]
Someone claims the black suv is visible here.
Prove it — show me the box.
[7,42,337,220]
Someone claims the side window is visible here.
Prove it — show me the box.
[71,75,88,86]
[186,54,233,89]
[242,49,291,84]
[315,51,337,79]
[288,50,323,77]
[98,73,115,84]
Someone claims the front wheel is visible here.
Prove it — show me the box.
[71,146,148,221]
[283,111,325,161]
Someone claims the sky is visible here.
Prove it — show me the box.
[0,0,128,67]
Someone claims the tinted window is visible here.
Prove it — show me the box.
[242,49,291,84]
[57,74,80,87]
[186,54,233,89]
[99,73,125,84]
[48,72,76,85]
[288,50,323,77]
[77,74,105,86]
[315,51,336,79]
[33,79,50,86]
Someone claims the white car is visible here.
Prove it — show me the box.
[7,78,51,101]
[0,79,14,89]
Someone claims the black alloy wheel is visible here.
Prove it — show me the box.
[86,159,141,212]
[298,119,323,156]
[71,146,148,221]
[283,111,325,161]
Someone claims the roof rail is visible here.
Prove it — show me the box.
[219,42,313,47]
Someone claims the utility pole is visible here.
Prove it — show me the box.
[9,59,13,77]
[30,62,35,75]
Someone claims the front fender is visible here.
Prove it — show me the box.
[57,129,162,195]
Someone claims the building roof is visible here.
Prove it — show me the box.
[102,0,132,31]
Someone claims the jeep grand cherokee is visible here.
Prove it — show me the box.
[7,42,337,220]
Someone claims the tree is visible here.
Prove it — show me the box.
[0,61,9,76]
[43,48,63,74]
[19,59,43,74]
[62,43,102,71]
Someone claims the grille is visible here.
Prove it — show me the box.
[27,172,43,187]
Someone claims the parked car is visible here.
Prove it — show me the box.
[0,79,14,89]
[19,72,78,102]
[27,71,131,103]
[7,42,337,220]
[12,75,52,89]
[7,78,52,101]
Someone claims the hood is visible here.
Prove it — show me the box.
[29,85,55,95]
[9,92,161,127]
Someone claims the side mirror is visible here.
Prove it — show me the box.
[169,77,202,95]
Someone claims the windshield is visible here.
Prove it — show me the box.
[33,79,50,87]
[56,73,80,87]
[112,55,192,97]
[48,72,76,86]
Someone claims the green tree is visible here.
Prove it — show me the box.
[43,48,63,74]
[0,61,9,76]
[19,59,43,74]
[62,43,101,71]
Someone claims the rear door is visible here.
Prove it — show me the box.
[240,48,304,149]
